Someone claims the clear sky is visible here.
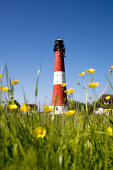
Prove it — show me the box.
[0,0,113,106]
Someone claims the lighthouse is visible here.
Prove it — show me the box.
[52,37,68,114]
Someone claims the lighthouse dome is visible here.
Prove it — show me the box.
[53,37,65,52]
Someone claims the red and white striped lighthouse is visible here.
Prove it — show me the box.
[52,37,68,114]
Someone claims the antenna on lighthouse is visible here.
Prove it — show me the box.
[52,38,68,114]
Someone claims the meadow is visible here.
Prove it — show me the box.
[0,65,113,170]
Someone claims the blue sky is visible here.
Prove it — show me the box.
[0,0,113,106]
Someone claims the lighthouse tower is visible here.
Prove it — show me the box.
[52,37,68,114]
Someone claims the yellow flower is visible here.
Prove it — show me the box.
[20,104,31,112]
[43,106,53,112]
[64,88,75,94]
[107,127,113,136]
[88,82,99,88]
[105,96,110,100]
[110,66,113,69]
[61,82,67,87]
[8,104,18,110]
[0,86,9,92]
[34,126,46,138]
[0,74,3,78]
[78,72,85,76]
[86,68,95,74]
[65,110,75,116]
[11,80,20,85]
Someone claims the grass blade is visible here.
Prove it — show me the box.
[35,64,41,104]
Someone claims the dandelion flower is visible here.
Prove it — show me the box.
[11,80,20,85]
[88,82,99,88]
[86,68,95,74]
[0,74,3,78]
[20,104,31,113]
[43,106,53,112]
[64,88,75,94]
[78,72,85,76]
[61,82,66,87]
[65,110,75,116]
[105,96,110,100]
[8,104,18,110]
[107,127,113,136]
[110,66,113,69]
[0,86,9,92]
[34,126,46,138]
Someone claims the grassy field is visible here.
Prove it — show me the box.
[0,65,113,169]
[0,108,113,170]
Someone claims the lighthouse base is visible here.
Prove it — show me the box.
[51,105,69,114]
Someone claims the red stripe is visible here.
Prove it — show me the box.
[54,51,65,72]
[52,84,67,106]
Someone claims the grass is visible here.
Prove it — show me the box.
[0,64,113,169]
[0,108,113,170]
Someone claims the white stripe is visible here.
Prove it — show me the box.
[53,71,66,85]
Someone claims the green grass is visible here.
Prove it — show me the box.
[0,108,113,170]
[0,64,113,169]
